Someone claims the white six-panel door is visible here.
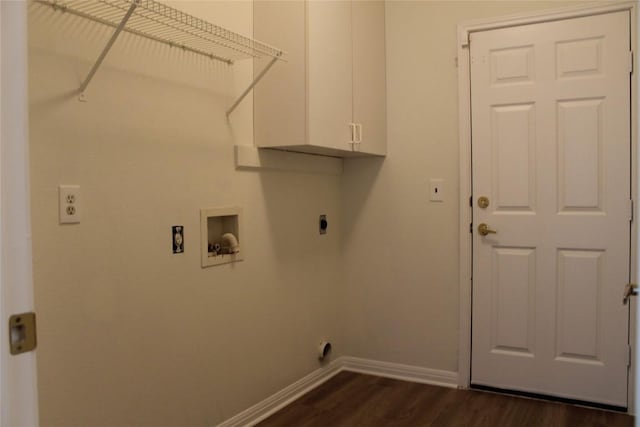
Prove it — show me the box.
[471,11,631,407]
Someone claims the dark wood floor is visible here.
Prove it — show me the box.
[257,371,633,427]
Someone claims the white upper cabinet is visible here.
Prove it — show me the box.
[351,1,386,156]
[254,1,387,157]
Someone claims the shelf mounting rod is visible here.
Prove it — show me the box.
[226,53,282,117]
[78,0,140,100]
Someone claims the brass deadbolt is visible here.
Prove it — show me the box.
[478,196,490,209]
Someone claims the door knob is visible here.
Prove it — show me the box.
[478,223,497,236]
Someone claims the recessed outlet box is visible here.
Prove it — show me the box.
[200,207,244,267]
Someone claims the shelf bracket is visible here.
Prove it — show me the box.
[226,53,282,117]
[78,0,140,101]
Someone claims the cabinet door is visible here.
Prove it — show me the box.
[307,0,353,152]
[352,0,386,156]
[254,1,307,149]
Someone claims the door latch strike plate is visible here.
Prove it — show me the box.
[9,312,37,355]
[623,283,638,305]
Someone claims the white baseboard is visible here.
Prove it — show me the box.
[341,356,458,389]
[217,356,458,427]
[216,358,343,427]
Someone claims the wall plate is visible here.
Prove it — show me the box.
[430,179,444,202]
[59,185,81,224]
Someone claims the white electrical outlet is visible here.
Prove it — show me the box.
[59,185,81,224]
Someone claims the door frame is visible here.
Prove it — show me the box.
[0,1,40,425]
[456,1,638,413]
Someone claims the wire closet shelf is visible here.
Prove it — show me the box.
[36,0,285,115]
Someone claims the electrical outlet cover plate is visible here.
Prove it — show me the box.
[59,185,81,224]
[430,179,444,202]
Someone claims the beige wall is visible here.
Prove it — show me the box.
[29,1,343,426]
[29,0,621,425]
[341,0,597,372]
